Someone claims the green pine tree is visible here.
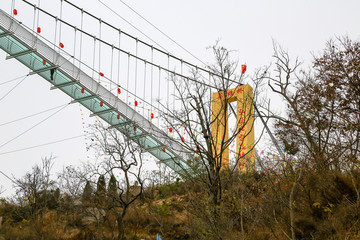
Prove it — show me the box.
[96,175,106,196]
[108,174,117,193]
[82,180,93,201]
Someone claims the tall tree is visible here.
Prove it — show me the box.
[88,122,145,240]
[96,175,106,196]
[268,38,360,171]
[108,174,117,194]
[261,37,360,239]
[82,180,93,202]
[156,42,263,239]
[13,156,56,217]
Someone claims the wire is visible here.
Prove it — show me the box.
[98,19,102,83]
[27,0,238,86]
[95,0,210,78]
[8,2,239,133]
[97,0,168,53]
[117,30,121,93]
[20,1,217,89]
[59,0,63,50]
[135,39,138,102]
[0,170,18,185]
[0,75,28,102]
[0,104,69,149]
[117,0,206,66]
[0,134,84,156]
[79,9,84,69]
[0,74,29,86]
[0,103,68,127]
[114,0,219,89]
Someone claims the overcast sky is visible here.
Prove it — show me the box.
[1,0,359,197]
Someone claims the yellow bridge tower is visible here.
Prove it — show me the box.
[211,84,255,171]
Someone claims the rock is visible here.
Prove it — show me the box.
[130,185,142,197]
[73,198,82,206]
[86,207,106,219]
[80,207,106,226]
[81,216,97,226]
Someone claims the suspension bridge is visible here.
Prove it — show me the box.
[0,0,276,176]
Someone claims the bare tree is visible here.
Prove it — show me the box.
[87,122,146,240]
[13,156,57,217]
[57,164,89,197]
[155,42,263,239]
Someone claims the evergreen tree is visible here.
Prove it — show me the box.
[82,180,92,201]
[96,175,106,196]
[108,174,117,193]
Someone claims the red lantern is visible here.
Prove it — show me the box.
[59,42,64,48]
[134,126,137,131]
[42,59,46,65]
[150,113,154,119]
[135,100,138,106]
[181,137,185,143]
[169,127,172,133]
[241,64,247,74]
[162,148,166,152]
[117,88,121,94]
[81,88,85,93]
[117,114,120,119]
[37,27,41,33]
[100,101,103,107]
[196,148,199,152]
[13,9,17,15]
[99,72,104,77]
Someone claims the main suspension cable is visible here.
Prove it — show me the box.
[21,0,239,88]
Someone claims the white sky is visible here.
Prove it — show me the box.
[0,0,359,197]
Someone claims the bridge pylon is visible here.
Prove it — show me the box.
[211,84,255,172]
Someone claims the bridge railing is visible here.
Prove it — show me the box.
[0,9,192,176]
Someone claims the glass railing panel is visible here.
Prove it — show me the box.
[7,37,28,55]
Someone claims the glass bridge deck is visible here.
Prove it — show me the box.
[0,9,191,176]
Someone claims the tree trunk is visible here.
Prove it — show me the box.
[117,208,127,240]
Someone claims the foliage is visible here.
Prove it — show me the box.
[96,175,106,196]
[271,37,360,172]
[108,174,117,194]
[82,180,92,202]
